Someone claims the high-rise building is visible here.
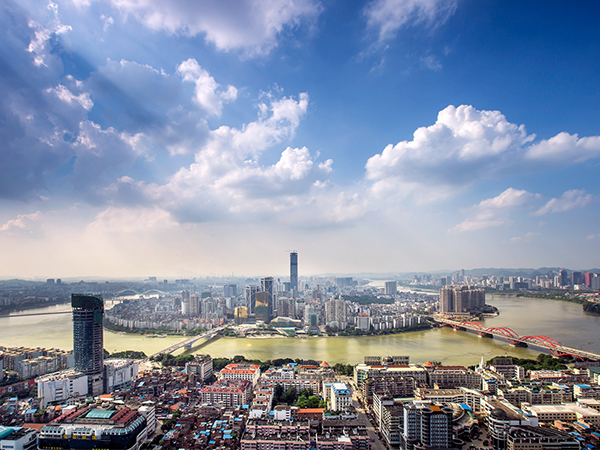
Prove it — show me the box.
[290,252,298,293]
[181,290,190,315]
[245,285,259,314]
[559,269,570,287]
[260,276,274,318]
[224,284,237,297]
[385,281,397,296]
[254,292,270,323]
[402,401,453,450]
[439,285,485,314]
[572,271,583,286]
[190,294,200,316]
[72,294,104,396]
[325,296,348,330]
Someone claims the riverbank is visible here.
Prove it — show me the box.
[0,298,69,316]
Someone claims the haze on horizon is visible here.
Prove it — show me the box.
[1,0,599,279]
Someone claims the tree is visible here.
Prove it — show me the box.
[281,387,297,405]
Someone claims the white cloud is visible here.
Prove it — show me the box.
[526,132,600,163]
[27,2,72,67]
[105,0,321,56]
[47,84,93,111]
[365,105,534,198]
[364,0,457,44]
[510,232,539,243]
[450,188,539,233]
[97,92,363,228]
[364,104,600,203]
[87,206,178,234]
[0,211,43,235]
[177,58,237,117]
[535,189,593,216]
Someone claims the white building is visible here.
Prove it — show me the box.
[185,356,214,381]
[330,382,351,411]
[0,426,37,450]
[36,369,88,408]
[104,359,139,393]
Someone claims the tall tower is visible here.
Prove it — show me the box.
[260,276,274,319]
[245,285,259,314]
[72,294,104,396]
[290,252,298,294]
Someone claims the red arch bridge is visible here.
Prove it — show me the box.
[433,316,600,361]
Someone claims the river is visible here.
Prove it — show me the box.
[1,295,599,366]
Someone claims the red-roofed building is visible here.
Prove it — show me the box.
[221,363,261,386]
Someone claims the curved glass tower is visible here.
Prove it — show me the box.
[72,294,104,395]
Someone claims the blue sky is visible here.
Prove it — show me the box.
[1,0,599,278]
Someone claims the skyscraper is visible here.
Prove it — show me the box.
[260,276,274,319]
[245,285,259,314]
[290,252,298,293]
[72,294,104,396]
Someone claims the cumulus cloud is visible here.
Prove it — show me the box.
[526,132,600,163]
[535,189,593,216]
[104,0,321,56]
[365,105,534,197]
[365,104,600,202]
[177,58,237,117]
[364,0,457,44]
[98,92,355,227]
[450,188,539,233]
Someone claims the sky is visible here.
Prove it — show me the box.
[1,0,600,279]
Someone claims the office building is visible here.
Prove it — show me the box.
[290,252,298,293]
[255,292,270,323]
[245,285,259,314]
[260,276,275,318]
[72,294,104,396]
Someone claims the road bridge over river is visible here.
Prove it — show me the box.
[146,325,225,360]
[434,316,600,361]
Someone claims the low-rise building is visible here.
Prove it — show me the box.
[38,405,154,450]
[0,426,37,450]
[220,363,261,386]
[185,355,213,382]
[201,379,253,407]
[36,369,88,408]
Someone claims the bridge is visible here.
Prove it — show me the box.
[146,325,225,360]
[113,289,168,297]
[434,316,600,361]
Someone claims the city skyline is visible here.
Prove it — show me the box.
[1,1,600,278]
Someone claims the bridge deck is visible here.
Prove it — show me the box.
[434,316,600,361]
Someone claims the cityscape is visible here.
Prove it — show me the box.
[1,252,600,450]
[1,1,600,450]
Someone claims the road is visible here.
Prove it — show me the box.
[346,378,387,450]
